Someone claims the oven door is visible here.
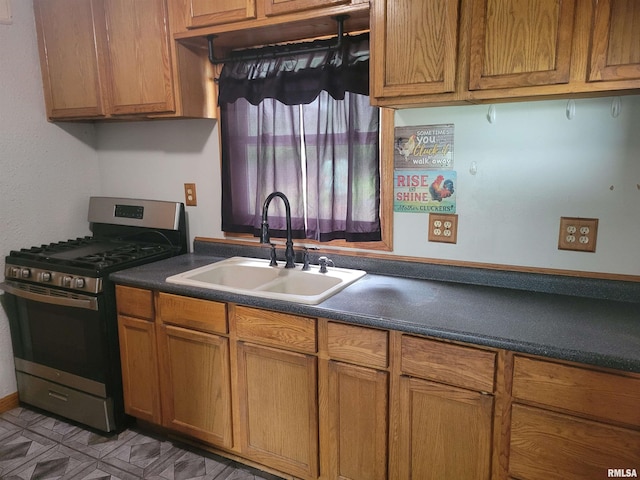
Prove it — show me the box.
[1,280,122,431]
[2,280,108,396]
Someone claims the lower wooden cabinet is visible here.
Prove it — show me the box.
[508,355,640,480]
[327,360,388,480]
[323,321,389,480]
[396,376,493,480]
[156,293,232,447]
[236,341,319,479]
[390,334,496,480]
[116,286,161,424]
[509,404,640,480]
[117,314,162,424]
[115,287,640,480]
[157,324,232,447]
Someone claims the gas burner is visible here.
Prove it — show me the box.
[72,243,173,269]
[13,237,94,259]
[8,237,178,277]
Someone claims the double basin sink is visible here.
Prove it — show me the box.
[166,256,366,305]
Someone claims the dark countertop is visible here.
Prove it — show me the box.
[110,245,640,374]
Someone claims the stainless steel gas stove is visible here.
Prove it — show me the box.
[1,197,187,432]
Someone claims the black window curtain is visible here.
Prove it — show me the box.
[219,33,381,242]
[218,33,371,105]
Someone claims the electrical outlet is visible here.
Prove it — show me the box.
[0,0,12,24]
[558,217,598,252]
[184,183,197,206]
[428,213,458,244]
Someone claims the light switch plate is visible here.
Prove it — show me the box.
[0,0,12,25]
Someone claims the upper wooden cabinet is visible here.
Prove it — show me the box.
[371,0,461,99]
[34,0,215,121]
[101,0,176,116]
[184,0,355,28]
[186,0,256,28]
[33,0,107,119]
[187,0,350,26]
[264,0,349,17]
[588,0,640,83]
[468,0,576,90]
[175,0,370,57]
[371,0,640,107]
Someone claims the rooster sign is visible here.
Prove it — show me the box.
[394,170,457,213]
[394,124,456,213]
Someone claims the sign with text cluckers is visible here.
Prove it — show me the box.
[394,124,456,213]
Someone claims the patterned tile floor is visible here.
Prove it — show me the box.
[0,406,284,480]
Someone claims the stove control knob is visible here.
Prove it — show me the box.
[9,267,20,278]
[74,278,86,289]
[21,268,31,279]
[62,276,72,287]
[41,272,52,282]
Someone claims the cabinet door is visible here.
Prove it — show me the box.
[397,376,493,480]
[187,0,256,28]
[588,0,640,82]
[469,0,576,90]
[327,361,388,480]
[117,315,162,424]
[158,325,232,448]
[509,404,640,480]
[101,0,175,115]
[371,0,460,98]
[264,0,348,17]
[33,0,106,119]
[237,342,318,479]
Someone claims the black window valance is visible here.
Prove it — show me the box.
[218,33,370,106]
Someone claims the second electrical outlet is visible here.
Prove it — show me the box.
[558,217,598,252]
[184,183,197,206]
[428,213,458,244]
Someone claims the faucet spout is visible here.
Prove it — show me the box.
[260,192,296,268]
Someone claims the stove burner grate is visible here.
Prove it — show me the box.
[9,237,175,272]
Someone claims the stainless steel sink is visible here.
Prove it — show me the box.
[166,256,366,305]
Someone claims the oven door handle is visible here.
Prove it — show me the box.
[0,282,99,311]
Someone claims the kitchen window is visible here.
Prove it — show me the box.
[218,33,392,249]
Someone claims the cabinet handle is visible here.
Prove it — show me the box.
[48,390,69,402]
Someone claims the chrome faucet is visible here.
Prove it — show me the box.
[260,192,296,268]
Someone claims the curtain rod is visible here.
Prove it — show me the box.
[207,15,349,65]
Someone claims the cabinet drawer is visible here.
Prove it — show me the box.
[327,322,388,369]
[158,293,227,334]
[234,306,316,353]
[509,404,640,480]
[401,335,495,392]
[513,356,640,427]
[116,285,154,320]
